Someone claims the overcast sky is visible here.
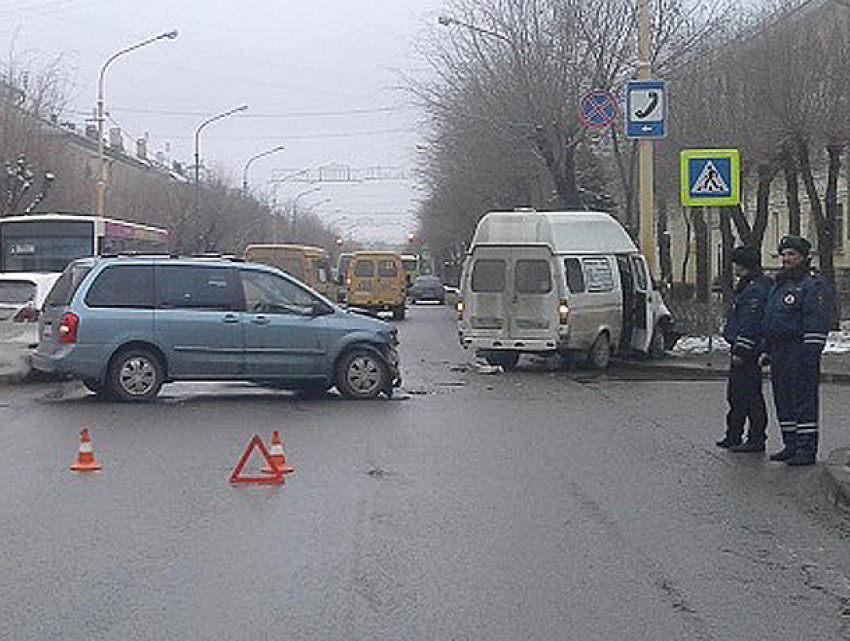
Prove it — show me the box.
[2,0,447,243]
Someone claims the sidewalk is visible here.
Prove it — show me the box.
[620,347,850,384]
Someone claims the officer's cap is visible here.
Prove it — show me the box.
[731,246,760,269]
[778,235,811,257]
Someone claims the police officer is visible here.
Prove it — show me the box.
[762,235,832,466]
[716,246,772,452]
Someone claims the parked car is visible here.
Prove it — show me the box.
[408,275,446,304]
[32,256,400,400]
[0,272,61,379]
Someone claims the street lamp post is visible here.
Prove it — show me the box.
[437,15,512,44]
[289,188,323,238]
[242,145,285,193]
[96,30,178,217]
[194,105,248,217]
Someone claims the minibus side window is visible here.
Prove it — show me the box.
[564,258,585,293]
[515,259,551,294]
[471,259,505,293]
[582,257,615,293]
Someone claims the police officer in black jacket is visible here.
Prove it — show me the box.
[716,246,772,452]
[762,235,832,466]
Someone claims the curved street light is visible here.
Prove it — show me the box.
[194,104,249,216]
[437,15,512,44]
[291,187,324,237]
[96,29,178,217]
[242,145,285,193]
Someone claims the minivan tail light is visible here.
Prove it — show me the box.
[13,306,39,323]
[558,301,571,325]
[58,313,80,344]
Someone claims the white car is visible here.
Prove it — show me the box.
[0,272,61,379]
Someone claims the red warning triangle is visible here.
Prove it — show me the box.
[229,435,285,484]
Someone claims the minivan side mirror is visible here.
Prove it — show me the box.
[310,300,334,316]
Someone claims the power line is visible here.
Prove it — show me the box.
[69,105,411,118]
[148,128,415,141]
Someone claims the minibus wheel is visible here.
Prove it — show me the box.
[648,327,666,359]
[484,351,519,371]
[586,333,611,370]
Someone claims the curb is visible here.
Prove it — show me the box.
[824,448,850,514]
[617,358,850,385]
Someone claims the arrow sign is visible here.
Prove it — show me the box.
[626,80,667,139]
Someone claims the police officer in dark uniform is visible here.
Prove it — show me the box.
[762,235,832,466]
[716,246,772,452]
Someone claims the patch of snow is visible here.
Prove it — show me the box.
[672,336,729,354]
[673,329,850,354]
[825,328,850,354]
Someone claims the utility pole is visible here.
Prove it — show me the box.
[637,0,656,276]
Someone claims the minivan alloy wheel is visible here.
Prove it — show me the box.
[108,348,164,401]
[336,349,388,399]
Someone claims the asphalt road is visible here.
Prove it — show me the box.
[3,303,850,640]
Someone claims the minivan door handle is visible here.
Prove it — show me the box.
[222,314,240,324]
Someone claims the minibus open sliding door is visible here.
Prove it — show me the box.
[629,255,652,353]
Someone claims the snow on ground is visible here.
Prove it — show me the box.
[673,321,850,355]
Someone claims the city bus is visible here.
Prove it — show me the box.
[0,213,170,273]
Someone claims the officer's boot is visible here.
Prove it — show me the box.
[716,436,742,449]
[787,432,817,466]
[731,440,766,453]
[769,433,796,461]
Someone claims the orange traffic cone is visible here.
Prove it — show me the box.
[70,428,102,472]
[262,430,294,475]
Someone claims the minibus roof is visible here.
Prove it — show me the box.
[471,211,638,254]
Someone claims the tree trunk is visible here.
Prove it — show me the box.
[797,137,839,327]
[753,160,780,247]
[719,209,735,311]
[681,208,692,286]
[533,126,583,209]
[693,208,710,303]
[729,204,754,246]
[657,196,672,286]
[822,143,842,326]
[784,150,801,237]
[611,127,637,238]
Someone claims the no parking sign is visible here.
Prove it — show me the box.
[579,89,617,130]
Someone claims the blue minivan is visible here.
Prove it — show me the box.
[33,256,400,400]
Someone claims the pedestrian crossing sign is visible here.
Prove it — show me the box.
[680,149,740,206]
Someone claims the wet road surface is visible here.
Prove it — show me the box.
[2,303,850,640]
